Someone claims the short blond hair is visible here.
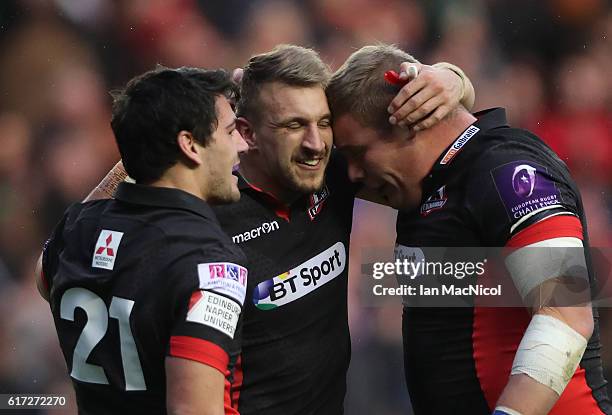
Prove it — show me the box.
[237,44,331,121]
[327,44,418,131]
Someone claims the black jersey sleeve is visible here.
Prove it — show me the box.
[41,203,84,290]
[464,131,584,246]
[166,235,248,374]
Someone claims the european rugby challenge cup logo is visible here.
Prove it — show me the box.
[511,164,537,198]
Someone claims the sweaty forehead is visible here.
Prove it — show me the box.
[257,82,330,120]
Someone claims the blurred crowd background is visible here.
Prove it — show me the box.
[0,0,611,413]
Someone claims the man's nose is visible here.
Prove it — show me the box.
[234,130,248,154]
[301,126,325,154]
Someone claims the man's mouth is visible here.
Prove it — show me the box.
[295,152,328,169]
[296,158,323,168]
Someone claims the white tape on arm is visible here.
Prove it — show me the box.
[505,236,586,299]
[511,314,588,395]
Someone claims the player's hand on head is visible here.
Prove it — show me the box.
[397,61,420,82]
[387,62,463,131]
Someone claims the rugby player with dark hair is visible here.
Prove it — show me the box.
[36,67,249,414]
[330,44,611,415]
[75,44,475,414]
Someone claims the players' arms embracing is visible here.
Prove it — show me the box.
[45,55,475,223]
[36,44,475,415]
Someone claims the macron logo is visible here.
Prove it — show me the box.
[232,221,279,244]
[92,230,124,270]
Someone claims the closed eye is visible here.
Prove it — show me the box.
[285,122,302,130]
[318,117,331,128]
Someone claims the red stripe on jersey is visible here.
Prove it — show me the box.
[473,309,605,413]
[224,376,239,415]
[549,367,605,415]
[40,269,49,291]
[169,336,229,375]
[188,290,203,311]
[506,215,583,248]
[274,206,290,222]
[243,181,291,222]
[231,355,243,411]
[473,307,531,410]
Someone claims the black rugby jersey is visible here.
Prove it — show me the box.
[396,108,610,414]
[42,183,248,415]
[213,152,357,415]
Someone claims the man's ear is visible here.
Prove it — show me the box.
[177,131,203,166]
[391,124,417,143]
[236,117,258,150]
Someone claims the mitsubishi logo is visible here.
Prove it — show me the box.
[92,230,124,270]
[95,234,115,256]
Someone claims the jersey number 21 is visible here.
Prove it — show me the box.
[60,287,146,391]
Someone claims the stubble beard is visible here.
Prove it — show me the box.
[281,159,327,195]
[207,177,240,205]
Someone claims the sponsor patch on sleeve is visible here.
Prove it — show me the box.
[491,161,563,222]
[186,291,241,339]
[197,262,247,305]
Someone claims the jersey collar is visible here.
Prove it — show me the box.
[114,182,217,220]
[424,107,509,188]
[236,172,292,221]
